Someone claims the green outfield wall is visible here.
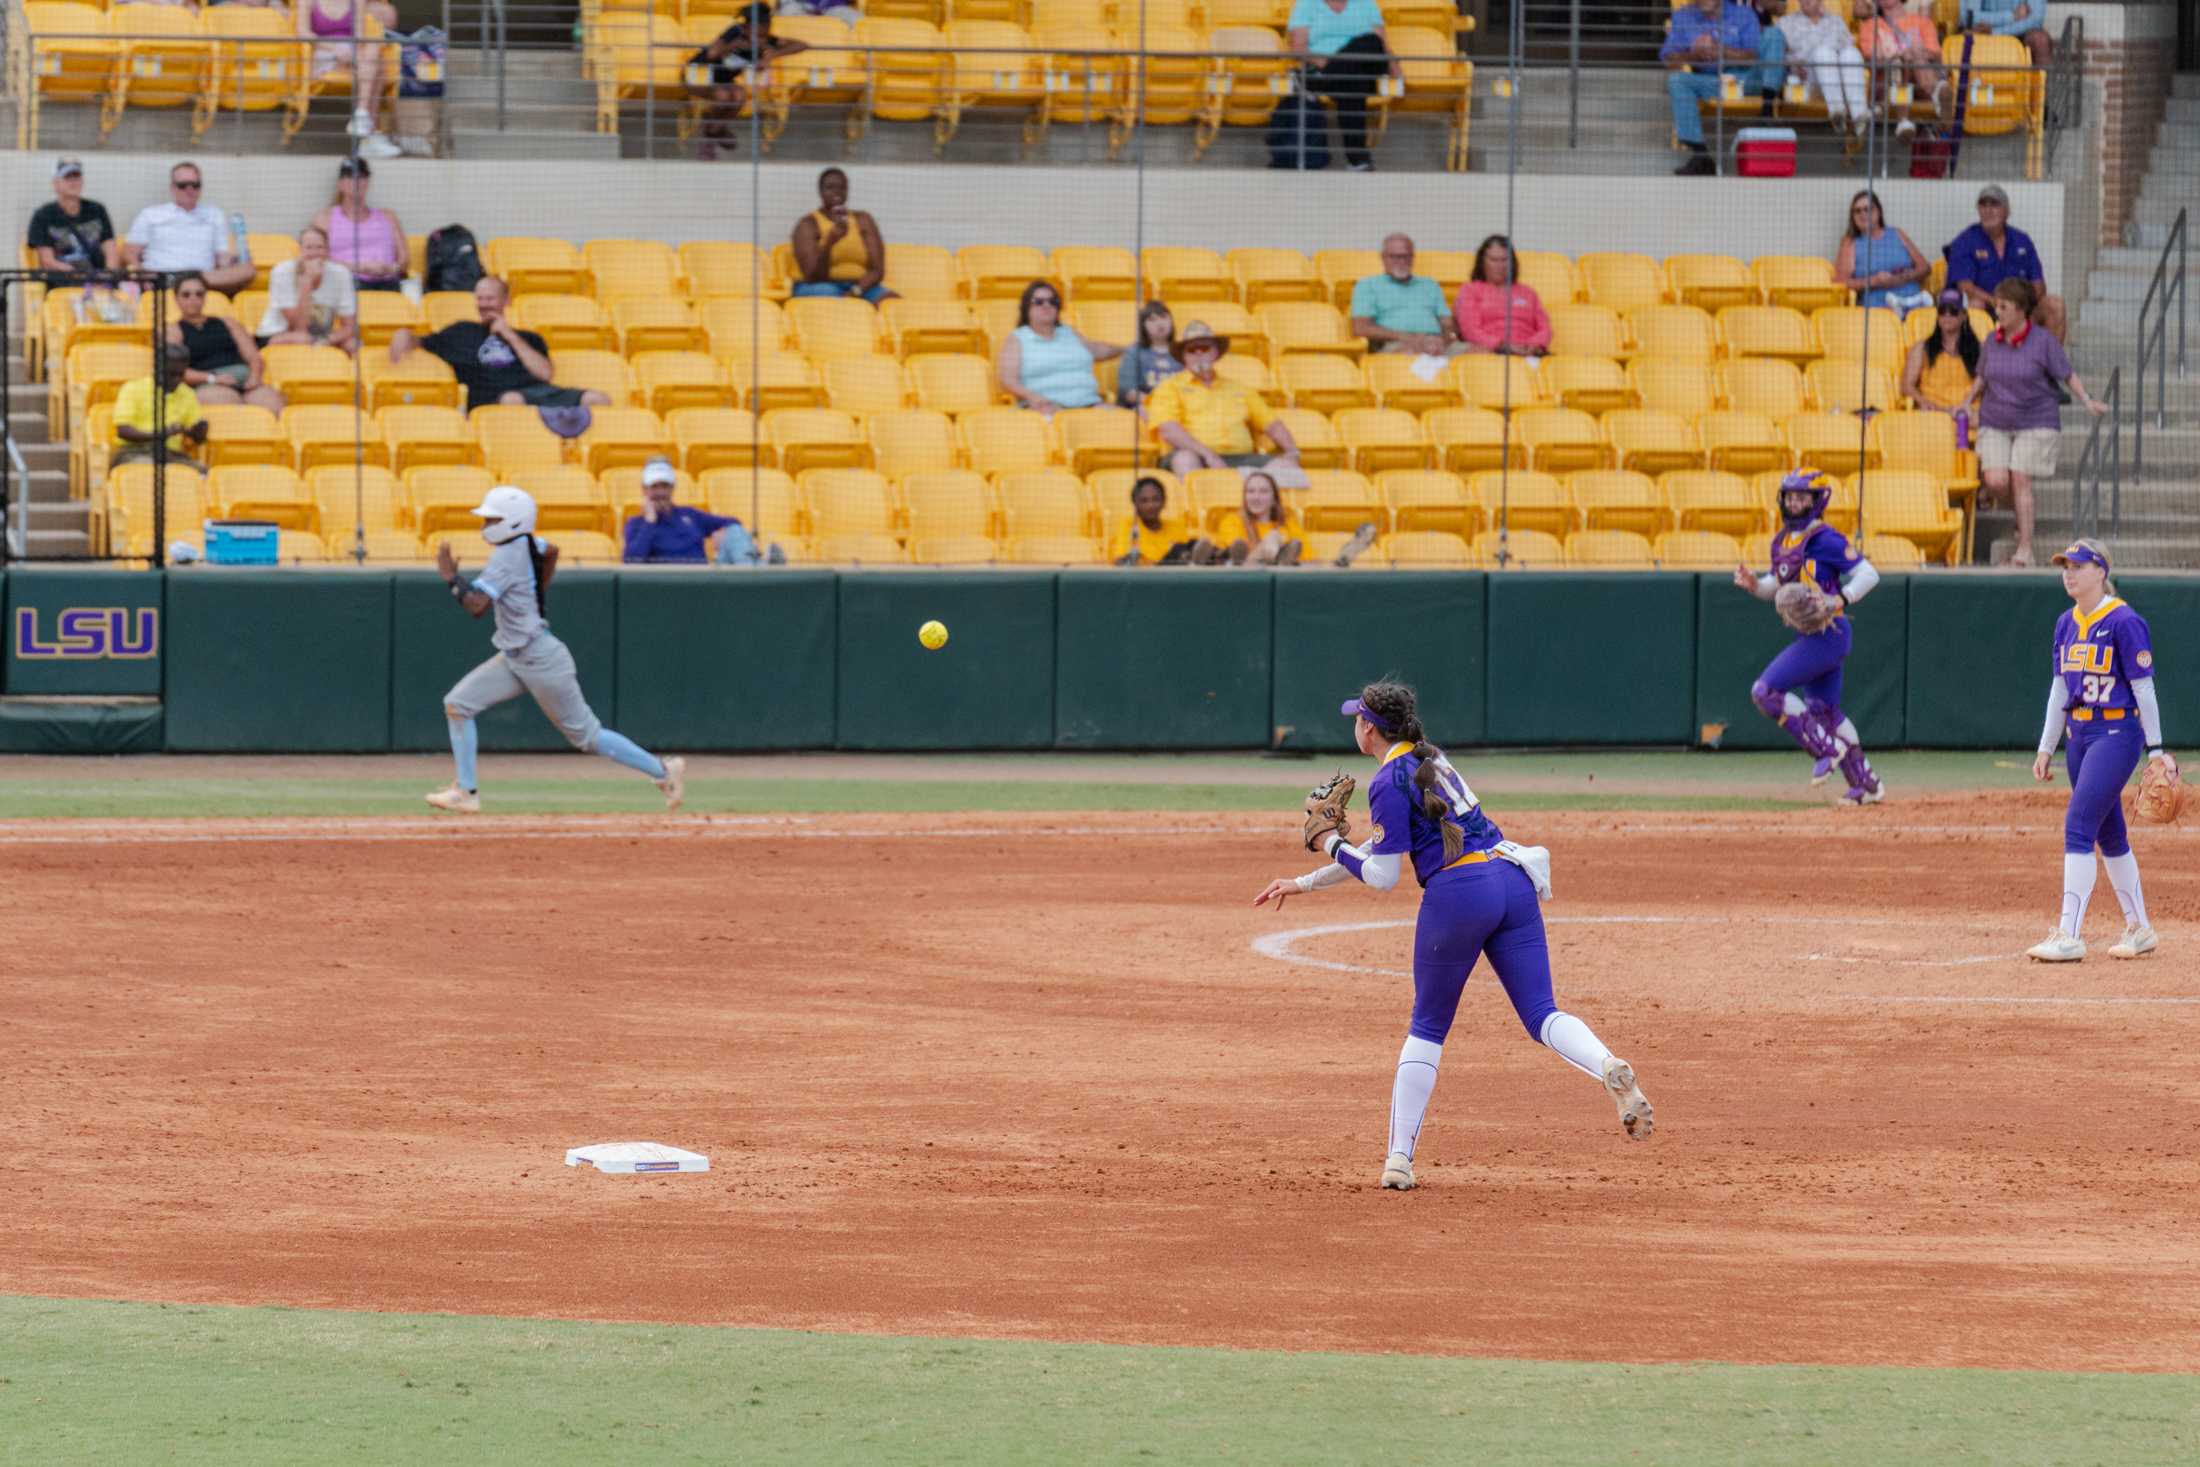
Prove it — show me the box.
[2,567,2192,754]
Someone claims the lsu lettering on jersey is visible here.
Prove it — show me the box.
[1770,522,1860,601]
[2054,597,2154,715]
[1366,743,1505,888]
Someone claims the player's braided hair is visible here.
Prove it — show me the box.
[1357,681,1466,865]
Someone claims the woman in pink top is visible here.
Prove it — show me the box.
[311,156,408,292]
[298,0,402,159]
[1854,0,1951,124]
[1453,235,1551,357]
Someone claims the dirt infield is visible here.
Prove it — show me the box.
[6,800,2197,1373]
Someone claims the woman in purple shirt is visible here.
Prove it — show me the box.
[1961,279,2108,567]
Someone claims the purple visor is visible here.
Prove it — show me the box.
[2050,544,2109,572]
[1339,698,1397,736]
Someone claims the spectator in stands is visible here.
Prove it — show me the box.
[998,281,1123,416]
[167,273,285,414]
[28,158,119,282]
[1146,321,1306,486]
[1944,185,2066,340]
[387,275,613,413]
[790,168,896,304]
[112,345,209,472]
[1963,278,2108,567]
[624,457,743,563]
[1117,301,1185,409]
[1662,0,1774,176]
[1855,0,1953,126]
[1834,191,1933,312]
[1901,287,1980,416]
[778,0,859,22]
[1108,476,1197,566]
[688,4,810,160]
[1741,0,1787,104]
[258,226,359,352]
[312,158,408,293]
[1351,234,1467,356]
[1454,234,1552,356]
[123,162,253,294]
[1286,0,1400,173]
[299,0,403,160]
[1775,0,1873,138]
[1962,0,2050,68]
[1208,471,1306,565]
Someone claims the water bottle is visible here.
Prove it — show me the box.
[1953,408,1970,452]
[231,213,251,268]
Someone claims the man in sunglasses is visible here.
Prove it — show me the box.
[122,162,253,294]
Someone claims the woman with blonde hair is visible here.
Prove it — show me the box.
[311,156,407,293]
[1207,470,1305,565]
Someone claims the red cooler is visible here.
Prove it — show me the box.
[1734,127,1798,177]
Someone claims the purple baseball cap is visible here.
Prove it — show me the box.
[1339,697,1397,736]
[2051,543,2110,572]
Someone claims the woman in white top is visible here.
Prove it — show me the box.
[996,280,1123,417]
[1777,0,1871,135]
[259,226,360,353]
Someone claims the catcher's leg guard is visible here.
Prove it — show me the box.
[1755,681,1842,761]
[1806,699,1852,784]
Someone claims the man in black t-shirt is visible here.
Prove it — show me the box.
[385,275,612,414]
[27,157,119,280]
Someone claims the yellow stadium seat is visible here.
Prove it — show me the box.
[576,406,668,475]
[1516,408,1608,473]
[1544,303,1627,362]
[1298,470,1385,534]
[1035,22,1125,128]
[1665,254,1754,312]
[467,404,563,477]
[1211,353,1276,396]
[1752,255,1850,312]
[109,0,219,129]
[869,408,962,479]
[334,528,428,561]
[1005,533,1103,565]
[1902,303,1995,347]
[525,464,614,536]
[1142,246,1233,303]
[702,298,789,359]
[1453,354,1545,412]
[584,238,683,303]
[824,355,914,415]
[812,530,917,564]
[1422,407,1521,474]
[554,349,638,407]
[1231,250,1323,309]
[1278,355,1373,414]
[1259,302,1366,363]
[1052,246,1138,302]
[999,469,1096,539]
[1806,361,1897,415]
[1655,528,1747,568]
[277,529,329,562]
[1568,469,1667,536]
[261,345,356,407]
[634,352,731,415]
[881,301,986,359]
[211,465,314,532]
[1053,406,1143,476]
[669,407,764,475]
[1335,408,1429,475]
[1384,530,1475,568]
[702,467,804,541]
[613,299,707,356]
[1663,470,1764,537]
[1721,358,1808,422]
[362,351,461,413]
[1197,23,1291,151]
[1540,355,1634,416]
[588,12,687,131]
[1855,469,1959,562]
[1264,408,1339,469]
[908,353,1000,415]
[1719,305,1819,365]
[1957,34,2040,147]
[602,462,695,527]
[958,245,1051,302]
[548,530,624,564]
[909,534,1003,564]
[1878,409,1979,503]
[855,17,950,127]
[903,470,999,540]
[307,464,405,535]
[788,296,887,361]
[105,464,209,560]
[1856,529,1927,569]
[1378,26,1473,171]
[508,295,615,353]
[1514,251,1579,307]
[1362,353,1456,416]
[1602,411,1702,477]
[937,21,1047,149]
[1206,0,1288,23]
[1378,469,1479,537]
[22,5,117,147]
[1467,470,1573,536]
[202,8,300,130]
[1627,305,1718,364]
[1579,253,1670,313]
[971,297,1024,361]
[486,238,589,296]
[1471,527,1567,568]
[1064,300,1137,352]
[286,404,385,474]
[1698,411,1789,475]
[1627,358,1719,419]
[680,241,786,301]
[765,408,869,476]
[373,403,478,477]
[960,407,1056,476]
[408,465,499,535]
[199,404,285,470]
[1788,411,1880,477]
[64,342,153,435]
[805,469,899,539]
[1566,528,1656,568]
[724,352,822,414]
[422,291,478,334]
[1812,306,1904,371]
[1173,469,1241,534]
[1415,250,1475,302]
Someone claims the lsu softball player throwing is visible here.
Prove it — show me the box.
[1731,470,1885,804]
[427,485,686,813]
[1253,680,1653,1192]
[2026,541,2172,962]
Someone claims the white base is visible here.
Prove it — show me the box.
[565,1141,710,1174]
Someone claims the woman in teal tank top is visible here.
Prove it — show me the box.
[997,280,1124,416]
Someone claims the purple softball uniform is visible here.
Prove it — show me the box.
[1770,520,1861,599]
[1365,743,1506,886]
[2054,598,2154,858]
[2054,597,2153,716]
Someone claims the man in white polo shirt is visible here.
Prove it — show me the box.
[122,161,253,294]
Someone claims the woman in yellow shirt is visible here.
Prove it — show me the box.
[1208,471,1306,565]
[1107,475,1197,565]
[789,167,896,305]
[1901,287,1981,424]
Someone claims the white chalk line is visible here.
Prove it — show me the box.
[0,816,1284,848]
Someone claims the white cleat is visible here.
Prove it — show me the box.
[425,784,480,814]
[2026,931,2086,963]
[656,754,687,812]
[1602,1056,1654,1139]
[1379,1152,1415,1190]
[2108,924,2158,960]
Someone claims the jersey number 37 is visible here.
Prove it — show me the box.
[2079,674,2117,706]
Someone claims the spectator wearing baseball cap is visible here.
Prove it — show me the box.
[1145,320,1307,486]
[312,157,409,294]
[1901,287,1982,416]
[622,457,743,563]
[1944,185,2067,340]
[27,158,119,282]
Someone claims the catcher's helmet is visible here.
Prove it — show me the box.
[1777,470,1832,528]
[471,484,538,545]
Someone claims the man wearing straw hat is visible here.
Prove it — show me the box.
[1145,321,1307,488]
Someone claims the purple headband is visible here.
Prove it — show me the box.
[2050,544,2109,572]
[1339,698,1397,736]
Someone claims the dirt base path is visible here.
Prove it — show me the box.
[6,805,2197,1371]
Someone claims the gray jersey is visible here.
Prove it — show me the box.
[472,535,548,653]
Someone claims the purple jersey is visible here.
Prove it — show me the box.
[2053,598,2154,715]
[1769,521,1859,600]
[1366,743,1507,888]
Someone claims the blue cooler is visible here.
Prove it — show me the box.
[205,520,281,566]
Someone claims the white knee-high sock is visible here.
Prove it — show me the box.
[2101,852,2149,928]
[1834,716,1862,751]
[1539,1011,1613,1080]
[2060,852,2098,937]
[1388,1037,1442,1160]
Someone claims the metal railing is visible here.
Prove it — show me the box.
[2133,205,2187,478]
[2071,365,2120,541]
[2041,14,2081,173]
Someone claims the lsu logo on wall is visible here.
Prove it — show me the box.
[13,606,159,660]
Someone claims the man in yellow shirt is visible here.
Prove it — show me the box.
[112,344,209,471]
[1146,322,1305,487]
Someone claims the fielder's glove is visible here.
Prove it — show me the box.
[1775,581,1842,635]
[2131,752,2188,825]
[1302,771,1356,853]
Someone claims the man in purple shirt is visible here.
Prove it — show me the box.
[1661,0,1773,175]
[622,457,740,564]
[1943,184,2067,340]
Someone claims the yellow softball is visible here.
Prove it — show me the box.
[918,619,949,651]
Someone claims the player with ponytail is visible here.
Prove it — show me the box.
[1254,679,1655,1191]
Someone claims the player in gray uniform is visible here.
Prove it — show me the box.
[427,485,686,814]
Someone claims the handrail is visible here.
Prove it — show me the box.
[2071,366,2121,541]
[2133,205,2188,478]
[2043,15,2082,174]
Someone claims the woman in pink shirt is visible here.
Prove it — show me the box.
[1454,235,1551,356]
[310,156,408,293]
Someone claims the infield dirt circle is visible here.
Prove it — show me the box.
[7,800,2197,1372]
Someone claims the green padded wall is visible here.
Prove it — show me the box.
[1904,574,2073,747]
[1054,572,1271,748]
[2115,577,2200,740]
[4,567,164,696]
[389,570,619,752]
[836,572,1056,750]
[1271,572,1487,752]
[164,570,393,750]
[1484,573,1697,744]
[1694,574,1909,749]
[614,571,836,750]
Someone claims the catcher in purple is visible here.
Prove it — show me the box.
[1252,680,1654,1193]
[2026,540,2175,963]
[1731,470,1885,804]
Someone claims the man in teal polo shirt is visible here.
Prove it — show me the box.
[1349,234,1469,356]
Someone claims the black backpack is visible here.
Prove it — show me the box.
[1266,91,1331,171]
[424,225,483,294]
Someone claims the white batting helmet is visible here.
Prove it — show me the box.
[471,484,538,545]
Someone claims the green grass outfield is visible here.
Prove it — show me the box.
[2,1297,2193,1466]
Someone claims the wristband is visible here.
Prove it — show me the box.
[1323,832,1344,859]
[447,576,469,603]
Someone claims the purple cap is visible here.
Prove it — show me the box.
[2050,543,2109,572]
[1339,698,1397,736]
[1936,287,1966,311]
